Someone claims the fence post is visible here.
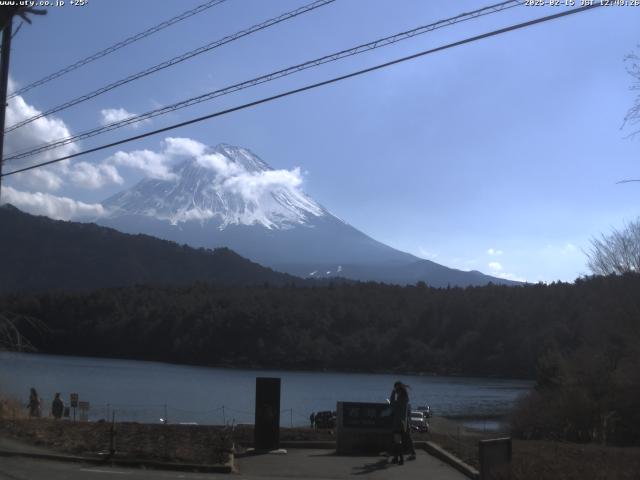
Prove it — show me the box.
[222,405,226,425]
[109,411,116,456]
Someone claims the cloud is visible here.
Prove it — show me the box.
[109,149,177,181]
[2,78,126,192]
[68,162,124,189]
[487,248,503,256]
[100,108,149,129]
[223,168,303,202]
[4,89,79,191]
[418,247,438,259]
[105,137,208,181]
[1,186,106,220]
[16,168,65,191]
[163,137,206,157]
[494,272,527,282]
[485,258,526,282]
[197,152,243,177]
[561,243,578,255]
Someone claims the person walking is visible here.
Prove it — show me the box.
[389,381,415,464]
[51,393,64,419]
[27,387,41,418]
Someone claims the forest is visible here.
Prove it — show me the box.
[0,273,636,377]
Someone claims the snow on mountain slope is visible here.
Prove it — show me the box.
[104,144,326,230]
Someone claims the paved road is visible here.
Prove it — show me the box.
[236,448,468,479]
[0,456,219,480]
[0,449,468,480]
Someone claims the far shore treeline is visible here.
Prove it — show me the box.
[2,273,639,444]
[0,274,636,377]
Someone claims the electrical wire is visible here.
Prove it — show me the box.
[0,3,602,179]
[3,0,524,162]
[4,0,336,133]
[7,0,228,99]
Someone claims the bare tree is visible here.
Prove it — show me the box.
[0,313,44,352]
[623,48,640,137]
[587,218,640,275]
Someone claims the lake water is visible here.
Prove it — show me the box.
[0,352,531,428]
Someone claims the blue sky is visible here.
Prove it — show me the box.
[2,0,639,282]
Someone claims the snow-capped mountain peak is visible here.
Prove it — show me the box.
[102,143,326,230]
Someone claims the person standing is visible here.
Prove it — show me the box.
[51,393,64,419]
[27,387,41,418]
[389,381,415,464]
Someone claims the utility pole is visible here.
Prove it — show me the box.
[0,16,13,197]
[0,6,46,197]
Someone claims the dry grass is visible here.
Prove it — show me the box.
[505,440,640,480]
[423,418,640,480]
[0,394,25,420]
[0,419,232,465]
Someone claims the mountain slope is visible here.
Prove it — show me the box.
[0,204,304,292]
[99,143,520,287]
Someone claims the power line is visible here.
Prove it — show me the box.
[7,0,228,99]
[1,4,602,179]
[4,0,336,133]
[3,0,523,163]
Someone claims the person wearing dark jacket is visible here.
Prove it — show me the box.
[389,381,413,465]
[51,393,64,419]
[27,387,41,418]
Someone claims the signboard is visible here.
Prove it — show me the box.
[70,393,78,408]
[78,401,90,423]
[341,402,393,429]
[336,402,393,454]
[479,437,512,480]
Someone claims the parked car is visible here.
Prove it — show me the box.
[416,404,432,418]
[314,410,336,429]
[410,410,429,432]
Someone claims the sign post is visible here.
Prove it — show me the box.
[70,393,78,422]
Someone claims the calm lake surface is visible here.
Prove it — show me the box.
[0,352,531,428]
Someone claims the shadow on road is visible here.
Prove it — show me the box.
[351,458,390,475]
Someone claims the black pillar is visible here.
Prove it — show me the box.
[254,377,281,451]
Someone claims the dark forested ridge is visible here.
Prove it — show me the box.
[0,204,305,291]
[3,274,639,381]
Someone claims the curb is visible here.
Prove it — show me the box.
[0,449,234,474]
[416,441,479,479]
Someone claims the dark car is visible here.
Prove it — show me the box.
[314,410,336,429]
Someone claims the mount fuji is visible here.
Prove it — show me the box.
[98,143,518,287]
